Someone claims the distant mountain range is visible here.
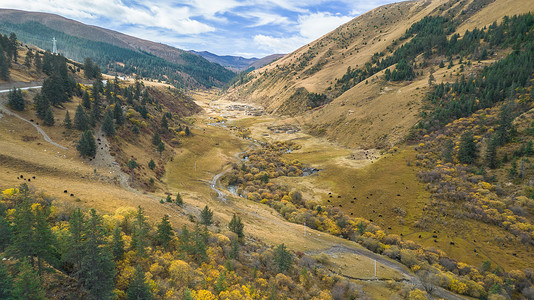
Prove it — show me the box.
[0,9,236,88]
[190,51,284,71]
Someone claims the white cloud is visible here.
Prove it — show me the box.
[253,11,354,54]
[0,0,398,57]
[298,12,353,39]
[253,34,306,53]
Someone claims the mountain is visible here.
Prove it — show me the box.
[0,9,236,88]
[224,0,534,148]
[190,50,285,71]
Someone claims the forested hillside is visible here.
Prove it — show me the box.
[0,18,235,89]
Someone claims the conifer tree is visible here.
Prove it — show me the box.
[113,103,124,125]
[185,126,191,136]
[24,49,33,67]
[200,205,213,226]
[111,224,124,261]
[80,209,115,300]
[33,93,49,120]
[90,91,102,125]
[33,205,56,275]
[102,110,115,137]
[82,91,91,109]
[273,243,293,273]
[74,104,89,131]
[9,200,36,266]
[13,259,46,300]
[0,262,13,299]
[128,158,138,182]
[148,159,156,170]
[8,88,24,111]
[64,110,72,129]
[156,214,173,248]
[458,131,478,164]
[43,106,54,126]
[0,52,10,81]
[193,223,207,262]
[161,114,168,131]
[0,205,12,252]
[77,130,97,157]
[127,265,153,300]
[157,141,165,156]
[228,214,244,239]
[152,131,161,146]
[66,208,85,282]
[176,193,183,206]
[485,135,499,169]
[131,206,148,257]
[34,52,41,72]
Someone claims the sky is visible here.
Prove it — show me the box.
[0,0,399,58]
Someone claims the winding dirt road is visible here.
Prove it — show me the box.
[0,84,68,150]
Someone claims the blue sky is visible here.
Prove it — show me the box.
[1,0,399,58]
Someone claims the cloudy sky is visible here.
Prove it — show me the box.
[1,0,398,58]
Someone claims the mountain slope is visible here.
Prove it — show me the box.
[0,9,235,88]
[190,51,285,71]
[224,0,533,148]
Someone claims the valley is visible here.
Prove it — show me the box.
[1,0,534,299]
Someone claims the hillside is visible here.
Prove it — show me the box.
[224,0,533,148]
[190,51,285,71]
[0,9,236,89]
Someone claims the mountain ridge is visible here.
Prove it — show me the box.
[0,9,236,88]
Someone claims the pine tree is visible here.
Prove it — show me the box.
[82,91,91,109]
[0,262,13,300]
[176,193,183,206]
[24,49,33,67]
[64,110,72,129]
[128,158,138,182]
[80,209,115,300]
[132,125,140,135]
[66,208,85,283]
[157,141,165,156]
[131,206,148,257]
[228,214,244,239]
[113,103,124,125]
[229,238,239,259]
[127,265,153,300]
[185,126,191,136]
[43,106,54,126]
[102,111,115,137]
[485,135,499,169]
[200,205,213,226]
[273,243,293,273]
[458,131,478,164]
[33,205,56,275]
[193,223,207,263]
[111,224,124,261]
[0,52,10,81]
[13,259,46,300]
[161,114,168,131]
[77,130,97,157]
[0,207,12,252]
[33,93,49,120]
[9,200,36,267]
[148,159,156,170]
[74,104,90,131]
[8,88,24,111]
[155,215,174,248]
[152,132,161,146]
[90,91,102,125]
[34,53,41,72]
